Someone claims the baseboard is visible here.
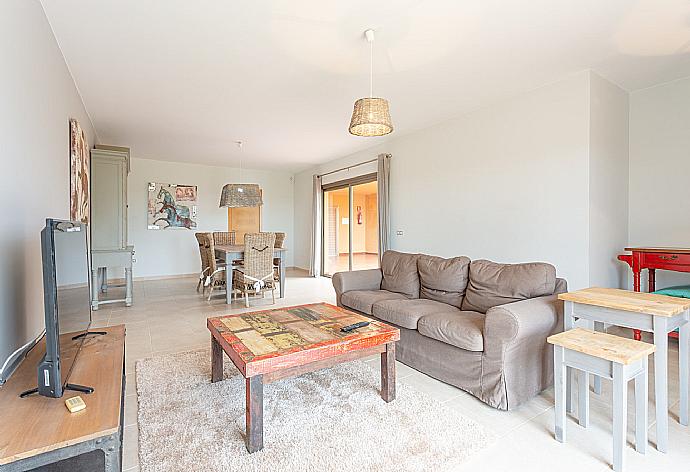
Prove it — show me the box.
[133,273,199,281]
[59,282,89,290]
[98,273,198,284]
[108,267,308,283]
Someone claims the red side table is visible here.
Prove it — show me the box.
[618,247,690,340]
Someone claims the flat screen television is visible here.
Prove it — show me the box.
[22,219,94,398]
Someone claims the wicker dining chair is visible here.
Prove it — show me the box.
[214,230,245,266]
[212,231,236,246]
[273,232,285,282]
[232,232,276,307]
[195,232,227,300]
[195,232,213,293]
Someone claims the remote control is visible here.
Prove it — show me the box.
[340,321,370,332]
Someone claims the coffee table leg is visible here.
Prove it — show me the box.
[211,335,223,383]
[246,375,264,453]
[381,342,396,402]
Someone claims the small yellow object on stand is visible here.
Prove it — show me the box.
[65,396,86,413]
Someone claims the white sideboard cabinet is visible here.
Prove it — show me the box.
[90,145,134,310]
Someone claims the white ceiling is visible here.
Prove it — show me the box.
[41,0,690,172]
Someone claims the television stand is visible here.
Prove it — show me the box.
[72,331,107,341]
[0,325,125,472]
[19,382,96,398]
[65,383,95,393]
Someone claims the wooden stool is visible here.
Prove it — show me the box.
[548,328,655,472]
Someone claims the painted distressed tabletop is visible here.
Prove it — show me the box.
[207,302,400,378]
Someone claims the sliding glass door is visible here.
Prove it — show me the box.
[322,174,379,276]
[351,180,378,271]
[323,187,349,276]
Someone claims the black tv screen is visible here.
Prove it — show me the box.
[37,218,92,397]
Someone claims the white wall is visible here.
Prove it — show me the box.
[293,170,315,271]
[629,76,690,289]
[0,1,96,373]
[588,73,629,288]
[296,72,595,289]
[127,157,294,278]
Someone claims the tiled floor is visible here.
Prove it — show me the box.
[324,252,379,274]
[96,270,690,472]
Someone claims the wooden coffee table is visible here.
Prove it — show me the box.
[207,302,400,453]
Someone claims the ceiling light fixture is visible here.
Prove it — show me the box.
[219,141,263,208]
[348,29,393,137]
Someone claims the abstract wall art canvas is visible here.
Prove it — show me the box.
[69,118,90,224]
[147,182,198,230]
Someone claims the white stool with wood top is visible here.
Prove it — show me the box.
[559,287,690,454]
[548,328,655,472]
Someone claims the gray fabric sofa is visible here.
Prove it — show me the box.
[332,250,566,410]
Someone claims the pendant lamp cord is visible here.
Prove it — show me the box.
[369,38,374,98]
[236,140,243,181]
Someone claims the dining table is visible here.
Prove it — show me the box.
[214,244,288,304]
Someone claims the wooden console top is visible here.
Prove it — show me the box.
[0,325,125,465]
[623,247,690,254]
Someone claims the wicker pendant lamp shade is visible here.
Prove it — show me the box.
[348,29,393,137]
[219,183,263,208]
[349,97,393,136]
[219,141,262,208]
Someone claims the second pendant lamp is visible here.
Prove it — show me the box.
[219,141,263,208]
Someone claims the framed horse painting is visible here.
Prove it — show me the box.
[147,182,198,230]
[69,118,90,224]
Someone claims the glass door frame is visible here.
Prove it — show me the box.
[321,172,377,277]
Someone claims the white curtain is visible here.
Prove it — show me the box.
[377,154,391,261]
[309,174,323,277]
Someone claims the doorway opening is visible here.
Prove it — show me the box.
[322,174,378,276]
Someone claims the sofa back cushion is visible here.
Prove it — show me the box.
[380,251,421,298]
[417,255,471,308]
[461,259,556,313]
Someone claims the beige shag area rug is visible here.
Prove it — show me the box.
[136,349,490,472]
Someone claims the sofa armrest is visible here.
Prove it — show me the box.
[332,269,382,307]
[481,292,565,409]
[484,294,563,345]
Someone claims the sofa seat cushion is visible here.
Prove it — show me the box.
[380,251,421,298]
[417,255,471,308]
[372,299,460,330]
[418,311,485,352]
[341,290,408,315]
[462,260,556,313]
